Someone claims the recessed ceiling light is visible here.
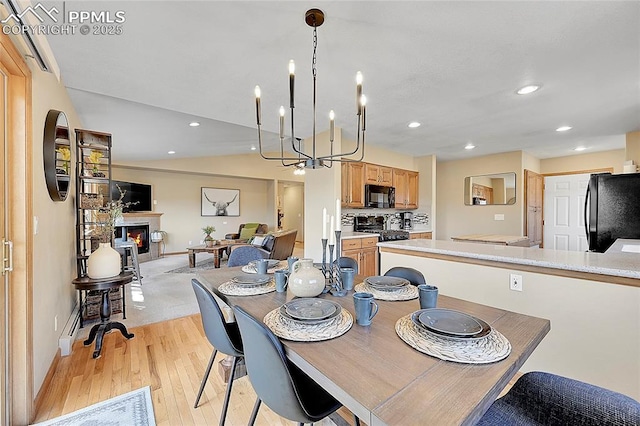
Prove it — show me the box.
[189,121,200,127]
[168,150,176,155]
[250,145,257,151]
[516,84,541,95]
[408,122,421,128]
[556,126,572,132]
[574,146,586,151]
[465,143,475,150]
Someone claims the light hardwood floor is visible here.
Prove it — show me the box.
[33,314,344,425]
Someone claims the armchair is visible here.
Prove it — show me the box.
[477,371,640,425]
[225,223,268,241]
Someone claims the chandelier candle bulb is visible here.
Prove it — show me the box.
[255,86,261,125]
[336,198,341,231]
[329,110,335,142]
[279,106,285,139]
[289,60,295,109]
[356,71,363,115]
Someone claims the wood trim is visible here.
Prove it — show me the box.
[1,31,34,425]
[542,167,613,177]
[33,349,60,416]
[379,247,640,288]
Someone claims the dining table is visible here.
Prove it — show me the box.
[197,267,550,426]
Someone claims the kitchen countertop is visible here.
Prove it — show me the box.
[407,229,432,233]
[377,239,640,281]
[339,231,380,240]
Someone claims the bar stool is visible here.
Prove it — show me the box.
[115,238,142,284]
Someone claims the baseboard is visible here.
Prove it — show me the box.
[58,304,80,356]
[33,348,61,418]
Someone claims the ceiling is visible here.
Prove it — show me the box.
[39,1,639,163]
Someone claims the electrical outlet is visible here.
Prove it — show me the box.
[54,315,58,331]
[188,240,192,245]
[494,214,505,221]
[510,273,523,291]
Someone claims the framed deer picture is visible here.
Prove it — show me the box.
[201,187,240,216]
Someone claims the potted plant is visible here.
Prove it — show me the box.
[202,225,216,247]
[87,185,137,278]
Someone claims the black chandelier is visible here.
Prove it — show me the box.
[254,8,366,169]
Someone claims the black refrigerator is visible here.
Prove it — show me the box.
[585,172,640,253]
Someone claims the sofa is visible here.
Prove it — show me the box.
[229,229,298,260]
[225,223,269,241]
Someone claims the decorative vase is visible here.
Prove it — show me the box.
[205,238,214,248]
[87,243,121,279]
[288,258,326,297]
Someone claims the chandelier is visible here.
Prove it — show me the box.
[254,8,366,170]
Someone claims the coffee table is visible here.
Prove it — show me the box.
[187,240,241,268]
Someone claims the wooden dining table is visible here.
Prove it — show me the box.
[197,268,550,426]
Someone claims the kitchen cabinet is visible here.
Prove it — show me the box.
[393,169,419,209]
[365,163,393,186]
[409,232,432,240]
[341,236,379,276]
[341,162,365,208]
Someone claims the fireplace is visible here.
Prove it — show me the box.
[115,224,150,254]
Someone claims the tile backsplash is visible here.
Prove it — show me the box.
[342,210,430,230]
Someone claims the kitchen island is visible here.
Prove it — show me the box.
[377,239,640,400]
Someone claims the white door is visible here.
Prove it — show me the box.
[1,60,7,426]
[543,174,591,251]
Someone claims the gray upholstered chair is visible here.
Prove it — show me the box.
[227,245,269,267]
[384,266,426,286]
[191,279,244,426]
[477,371,640,425]
[334,256,358,274]
[233,305,350,426]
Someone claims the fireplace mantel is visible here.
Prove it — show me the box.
[120,212,164,261]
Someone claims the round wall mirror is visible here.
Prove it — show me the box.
[43,110,71,201]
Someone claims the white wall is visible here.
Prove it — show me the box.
[282,184,304,242]
[380,252,640,399]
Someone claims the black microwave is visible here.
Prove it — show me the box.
[365,185,395,208]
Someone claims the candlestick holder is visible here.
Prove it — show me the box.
[321,238,328,278]
[329,229,347,296]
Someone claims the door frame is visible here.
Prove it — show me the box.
[1,31,34,425]
[525,167,613,250]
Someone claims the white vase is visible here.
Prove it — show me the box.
[87,243,122,279]
[288,258,326,297]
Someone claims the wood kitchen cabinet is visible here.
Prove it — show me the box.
[393,169,419,209]
[409,232,432,240]
[341,236,379,276]
[341,162,365,208]
[365,163,393,186]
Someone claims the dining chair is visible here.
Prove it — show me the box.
[190,279,244,426]
[384,266,426,286]
[334,256,358,274]
[227,245,268,267]
[477,371,640,425]
[233,305,352,426]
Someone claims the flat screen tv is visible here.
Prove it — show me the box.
[111,180,152,212]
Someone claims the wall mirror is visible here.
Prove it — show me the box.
[464,172,516,205]
[43,109,71,201]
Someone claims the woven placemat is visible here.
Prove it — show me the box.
[395,314,511,364]
[354,282,419,301]
[218,280,276,296]
[263,307,353,342]
[241,261,287,274]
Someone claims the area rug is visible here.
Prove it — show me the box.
[32,386,156,426]
[164,258,227,273]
